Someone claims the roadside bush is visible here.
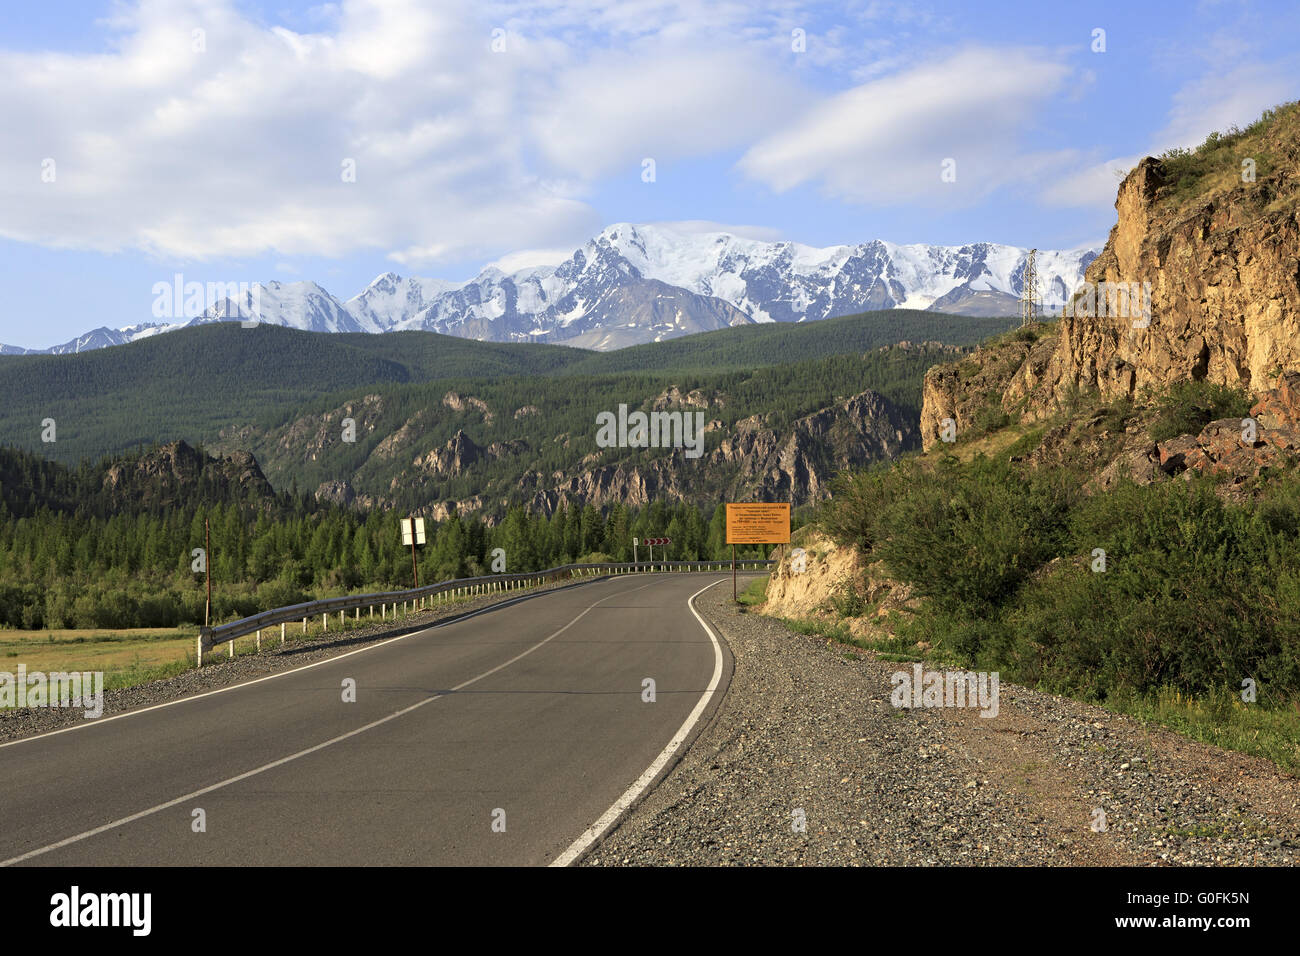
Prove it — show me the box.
[1148,380,1251,444]
[874,455,1077,620]
[989,479,1300,701]
[817,458,918,553]
[263,579,311,608]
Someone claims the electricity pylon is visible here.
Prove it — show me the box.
[1020,248,1039,328]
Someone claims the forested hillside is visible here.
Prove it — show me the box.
[0,307,1006,629]
[0,309,1009,469]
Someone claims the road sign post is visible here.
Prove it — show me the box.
[725,503,791,603]
[400,517,427,589]
[640,538,671,569]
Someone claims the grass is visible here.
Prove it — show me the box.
[736,575,769,607]
[1104,686,1300,776]
[1146,380,1252,444]
[1156,101,1298,207]
[0,626,198,679]
[0,588,492,697]
[779,615,864,649]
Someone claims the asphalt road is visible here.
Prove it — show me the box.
[0,573,730,866]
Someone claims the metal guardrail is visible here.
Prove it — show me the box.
[196,559,774,664]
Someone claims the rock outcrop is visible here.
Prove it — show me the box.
[921,104,1300,473]
[102,440,275,510]
[518,388,915,515]
[442,390,493,423]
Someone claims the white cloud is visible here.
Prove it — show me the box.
[526,41,812,180]
[482,246,577,273]
[1154,60,1296,150]
[1040,57,1298,208]
[735,47,1076,206]
[0,0,827,265]
[0,0,601,264]
[640,220,787,241]
[1040,154,1142,208]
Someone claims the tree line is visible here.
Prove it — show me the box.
[0,496,778,631]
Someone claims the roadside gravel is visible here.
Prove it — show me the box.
[582,580,1300,866]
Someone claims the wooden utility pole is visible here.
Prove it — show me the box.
[204,517,212,627]
[409,514,420,589]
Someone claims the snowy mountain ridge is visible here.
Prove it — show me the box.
[1,224,1098,354]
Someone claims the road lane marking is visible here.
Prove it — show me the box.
[549,578,727,867]
[0,579,660,867]
[0,578,617,753]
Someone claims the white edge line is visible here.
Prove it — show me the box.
[549,578,727,867]
[1,579,659,867]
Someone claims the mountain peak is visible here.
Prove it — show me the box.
[7,223,1100,354]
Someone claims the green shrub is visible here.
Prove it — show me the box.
[1148,380,1252,443]
[874,455,1077,620]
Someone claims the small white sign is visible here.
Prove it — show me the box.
[401,518,426,546]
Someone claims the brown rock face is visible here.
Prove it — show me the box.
[1153,372,1300,481]
[413,431,528,477]
[1250,370,1300,428]
[442,391,493,423]
[920,108,1300,479]
[1043,146,1300,404]
[415,429,482,476]
[102,440,275,510]
[520,389,915,515]
[920,334,1049,450]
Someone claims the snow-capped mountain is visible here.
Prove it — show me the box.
[0,224,1098,354]
[205,280,366,333]
[345,273,461,332]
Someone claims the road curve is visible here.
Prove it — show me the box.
[0,573,730,866]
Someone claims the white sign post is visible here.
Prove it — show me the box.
[400,517,426,588]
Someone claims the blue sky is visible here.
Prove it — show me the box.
[1,0,1297,348]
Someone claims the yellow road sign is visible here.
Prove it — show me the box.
[725,503,790,544]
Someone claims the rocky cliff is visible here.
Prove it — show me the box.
[101,440,276,511]
[516,388,916,517]
[922,102,1300,458]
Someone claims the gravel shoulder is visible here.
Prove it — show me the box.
[581,580,1300,866]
